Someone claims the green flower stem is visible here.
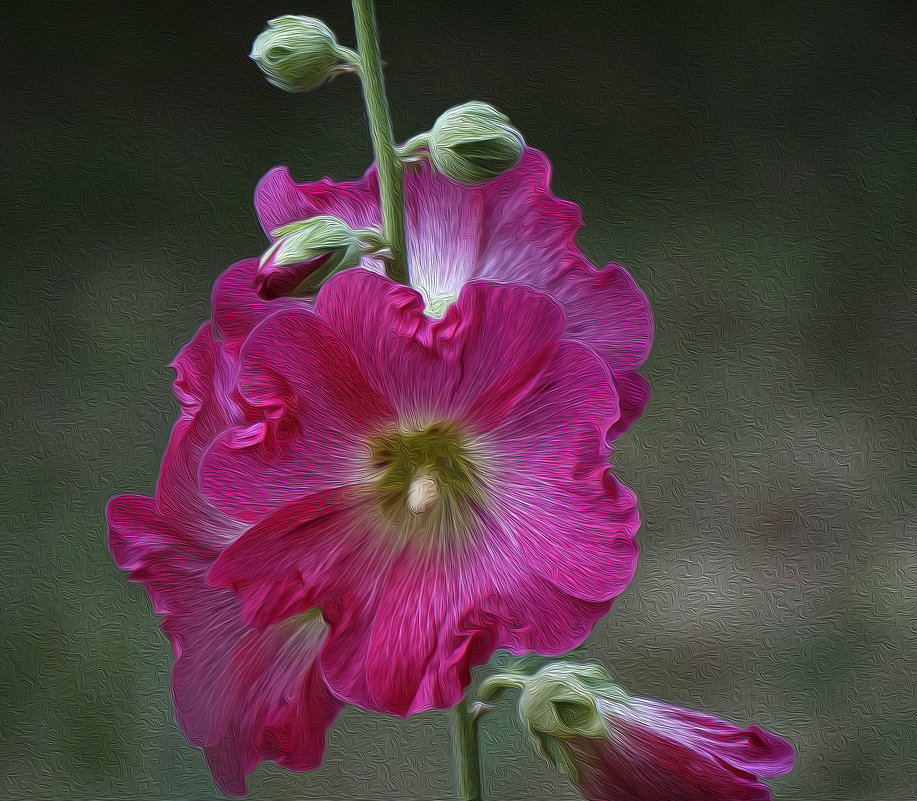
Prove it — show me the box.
[453,699,483,801]
[351,0,409,285]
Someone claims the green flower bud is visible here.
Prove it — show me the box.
[406,102,525,185]
[250,16,357,93]
[257,216,384,298]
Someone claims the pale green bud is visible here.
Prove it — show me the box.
[404,102,525,185]
[250,16,357,93]
[257,216,384,298]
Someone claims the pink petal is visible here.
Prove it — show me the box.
[606,370,651,441]
[208,487,615,716]
[156,323,244,543]
[474,148,584,286]
[314,269,565,428]
[106,497,341,795]
[566,697,796,801]
[547,257,654,374]
[211,258,306,354]
[402,163,485,304]
[483,342,640,601]
[199,308,396,524]
[255,166,381,236]
[639,700,797,778]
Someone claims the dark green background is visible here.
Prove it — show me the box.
[2,0,914,798]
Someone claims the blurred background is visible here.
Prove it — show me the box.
[1,0,914,798]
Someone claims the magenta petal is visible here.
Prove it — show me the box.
[548,258,654,374]
[255,165,381,236]
[606,370,651,441]
[208,486,619,716]
[199,309,395,524]
[566,696,796,801]
[314,269,565,427]
[484,342,639,601]
[156,323,243,541]
[475,148,584,286]
[206,487,376,630]
[106,498,341,796]
[212,258,305,354]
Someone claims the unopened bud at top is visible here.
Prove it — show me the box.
[402,102,525,185]
[250,16,357,93]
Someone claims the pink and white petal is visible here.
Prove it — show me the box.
[199,310,395,523]
[212,258,305,354]
[636,700,797,777]
[475,148,584,287]
[255,165,381,236]
[547,258,654,374]
[402,162,485,309]
[491,466,639,603]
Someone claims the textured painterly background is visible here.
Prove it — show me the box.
[1,0,914,798]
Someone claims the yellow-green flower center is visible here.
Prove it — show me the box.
[368,422,484,532]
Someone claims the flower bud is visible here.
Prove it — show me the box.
[250,16,357,93]
[416,102,525,185]
[493,662,795,801]
[256,216,382,299]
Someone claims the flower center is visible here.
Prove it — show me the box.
[368,422,482,529]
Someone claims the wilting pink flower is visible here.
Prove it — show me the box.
[204,267,642,716]
[216,147,653,438]
[502,663,795,801]
[106,325,341,795]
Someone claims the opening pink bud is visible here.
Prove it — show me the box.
[514,663,795,801]
[256,251,334,299]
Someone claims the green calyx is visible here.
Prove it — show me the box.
[482,662,625,742]
[368,422,483,532]
[400,101,525,185]
[250,16,358,93]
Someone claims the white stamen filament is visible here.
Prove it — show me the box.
[407,474,439,514]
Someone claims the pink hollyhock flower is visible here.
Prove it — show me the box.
[216,147,653,440]
[498,663,795,801]
[106,325,341,795]
[202,266,642,716]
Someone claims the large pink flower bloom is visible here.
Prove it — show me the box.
[106,325,342,795]
[216,148,653,439]
[204,267,642,716]
[505,663,795,801]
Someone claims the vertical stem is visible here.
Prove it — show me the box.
[351,0,409,285]
[453,699,483,801]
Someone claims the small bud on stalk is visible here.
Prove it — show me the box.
[400,101,525,185]
[251,16,358,93]
[256,215,385,298]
